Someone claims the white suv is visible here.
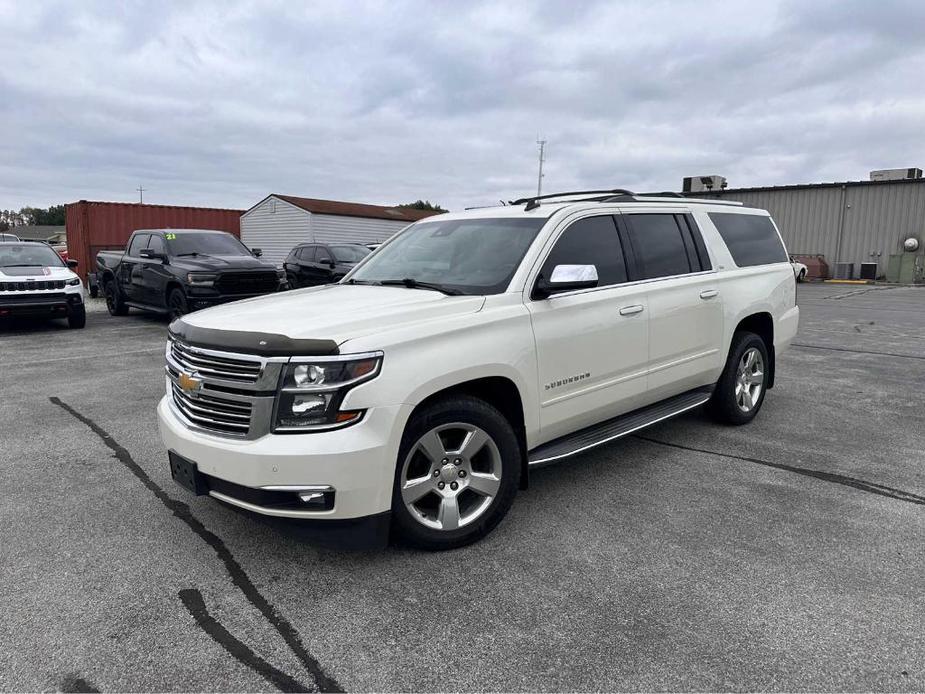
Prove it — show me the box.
[158,189,799,549]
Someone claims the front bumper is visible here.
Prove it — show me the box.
[0,292,83,317]
[186,286,285,310]
[157,395,411,520]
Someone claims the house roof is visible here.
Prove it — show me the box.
[269,194,443,222]
[10,225,65,240]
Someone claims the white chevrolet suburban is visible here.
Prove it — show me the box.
[158,190,799,550]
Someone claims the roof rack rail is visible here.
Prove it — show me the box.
[511,189,635,211]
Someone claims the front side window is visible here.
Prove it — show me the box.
[0,243,66,268]
[708,212,788,267]
[127,234,149,257]
[625,214,692,279]
[165,232,251,257]
[330,245,371,263]
[348,217,546,295]
[316,247,333,263]
[146,235,166,255]
[539,215,627,287]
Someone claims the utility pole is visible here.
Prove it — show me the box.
[137,185,146,204]
[536,137,547,196]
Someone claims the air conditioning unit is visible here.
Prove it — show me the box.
[682,175,728,193]
[869,168,922,182]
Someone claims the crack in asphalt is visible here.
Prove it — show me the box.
[791,343,925,361]
[633,434,925,506]
[50,397,345,694]
[179,588,312,692]
[60,675,100,693]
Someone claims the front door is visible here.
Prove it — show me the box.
[527,214,649,442]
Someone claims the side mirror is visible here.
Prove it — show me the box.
[252,248,263,257]
[67,259,79,269]
[139,248,167,262]
[534,264,599,299]
[328,260,336,269]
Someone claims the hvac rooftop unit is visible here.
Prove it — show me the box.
[682,175,728,193]
[869,168,923,182]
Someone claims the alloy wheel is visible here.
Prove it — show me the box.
[400,423,502,531]
[735,347,764,412]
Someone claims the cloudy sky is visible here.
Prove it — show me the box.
[1,0,923,212]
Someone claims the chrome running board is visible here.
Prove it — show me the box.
[527,386,713,467]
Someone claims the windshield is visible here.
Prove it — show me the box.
[0,243,66,268]
[330,245,371,263]
[165,232,252,257]
[347,217,545,295]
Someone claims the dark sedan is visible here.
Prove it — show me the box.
[283,243,371,288]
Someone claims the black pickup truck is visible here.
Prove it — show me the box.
[96,229,285,319]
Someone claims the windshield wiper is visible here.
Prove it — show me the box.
[345,278,381,286]
[379,278,463,295]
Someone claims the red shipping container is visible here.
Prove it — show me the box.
[65,200,244,281]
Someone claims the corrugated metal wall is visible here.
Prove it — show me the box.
[310,214,408,247]
[66,201,243,281]
[240,196,412,266]
[240,197,312,266]
[691,180,925,276]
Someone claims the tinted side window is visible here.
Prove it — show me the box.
[298,246,314,261]
[127,234,149,257]
[625,214,691,279]
[540,215,627,287]
[316,246,333,263]
[708,212,788,267]
[146,235,166,255]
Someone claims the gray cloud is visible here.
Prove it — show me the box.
[1,0,923,212]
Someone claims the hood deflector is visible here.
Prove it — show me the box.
[168,320,340,357]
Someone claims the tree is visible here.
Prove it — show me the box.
[397,200,448,213]
[0,220,9,232]
[4,205,67,227]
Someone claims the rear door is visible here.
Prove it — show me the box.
[620,211,723,399]
[527,214,650,441]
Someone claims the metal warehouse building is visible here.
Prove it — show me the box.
[241,194,441,266]
[688,174,925,281]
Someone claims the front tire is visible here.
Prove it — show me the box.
[391,396,521,550]
[168,288,189,320]
[709,331,769,425]
[67,305,86,329]
[798,269,806,282]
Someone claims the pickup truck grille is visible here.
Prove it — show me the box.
[170,340,263,383]
[215,271,278,295]
[171,382,253,435]
[0,280,66,291]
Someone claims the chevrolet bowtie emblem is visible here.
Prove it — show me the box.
[178,371,203,395]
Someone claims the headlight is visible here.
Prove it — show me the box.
[66,278,81,286]
[274,353,383,432]
[187,272,217,286]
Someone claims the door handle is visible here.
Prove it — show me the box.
[619,304,644,316]
[700,289,719,299]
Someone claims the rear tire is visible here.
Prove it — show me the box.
[709,331,769,425]
[391,396,520,551]
[287,273,299,289]
[67,305,86,329]
[168,288,189,320]
[798,269,806,282]
[104,280,128,316]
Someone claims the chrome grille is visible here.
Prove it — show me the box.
[170,340,263,383]
[171,382,253,435]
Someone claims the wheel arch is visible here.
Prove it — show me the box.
[408,375,530,490]
[733,311,775,388]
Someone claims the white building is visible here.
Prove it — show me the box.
[240,194,440,266]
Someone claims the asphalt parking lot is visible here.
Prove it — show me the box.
[1,283,924,692]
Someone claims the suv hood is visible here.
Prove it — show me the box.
[179,284,486,346]
[0,265,77,280]
[171,255,276,271]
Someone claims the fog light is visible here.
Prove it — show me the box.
[298,491,325,504]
